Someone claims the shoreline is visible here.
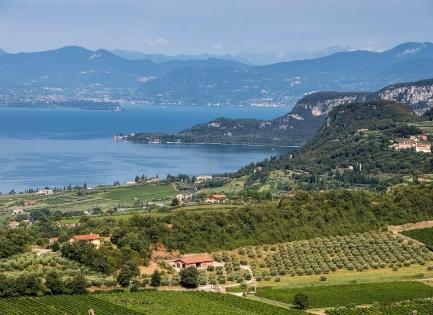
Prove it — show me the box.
[127,139,300,149]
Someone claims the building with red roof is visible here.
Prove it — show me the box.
[172,254,214,270]
[69,233,101,248]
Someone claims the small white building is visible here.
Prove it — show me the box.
[195,175,213,183]
[37,189,53,196]
[176,193,194,203]
[416,143,432,153]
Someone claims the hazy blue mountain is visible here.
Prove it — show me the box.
[110,46,352,65]
[1,42,433,106]
[0,46,247,88]
[110,49,251,64]
[0,49,6,56]
[139,42,433,105]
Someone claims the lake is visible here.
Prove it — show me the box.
[0,105,293,193]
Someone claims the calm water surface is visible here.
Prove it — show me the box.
[0,105,292,192]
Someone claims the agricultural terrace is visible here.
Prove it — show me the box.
[255,281,433,308]
[0,291,305,315]
[327,300,433,315]
[228,232,432,281]
[403,227,433,248]
[0,252,115,286]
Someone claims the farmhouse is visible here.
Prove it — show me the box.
[195,175,213,183]
[415,143,432,153]
[11,208,23,216]
[172,254,214,271]
[206,194,227,204]
[8,221,19,229]
[70,233,101,248]
[176,193,194,203]
[37,189,53,195]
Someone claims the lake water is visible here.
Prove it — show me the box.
[0,105,293,193]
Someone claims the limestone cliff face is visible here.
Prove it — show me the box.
[288,79,433,120]
[378,80,433,115]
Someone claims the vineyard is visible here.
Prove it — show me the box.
[255,281,433,308]
[0,294,141,315]
[403,227,433,248]
[0,291,304,314]
[231,231,432,280]
[327,300,433,314]
[97,290,303,314]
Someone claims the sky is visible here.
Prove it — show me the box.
[1,0,433,56]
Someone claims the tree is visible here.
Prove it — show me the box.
[293,293,309,310]
[51,241,60,252]
[117,260,139,287]
[65,274,87,294]
[179,266,199,288]
[150,270,161,287]
[170,198,179,207]
[45,271,65,294]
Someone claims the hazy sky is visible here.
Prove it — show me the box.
[1,0,433,55]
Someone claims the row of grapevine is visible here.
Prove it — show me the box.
[327,301,433,314]
[0,295,141,315]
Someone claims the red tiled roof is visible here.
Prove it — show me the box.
[175,254,213,264]
[208,194,226,200]
[72,233,100,241]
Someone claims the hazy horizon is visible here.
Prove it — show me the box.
[1,0,433,57]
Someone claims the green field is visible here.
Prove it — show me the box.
[327,301,433,315]
[102,184,177,202]
[403,227,433,248]
[256,281,433,308]
[0,291,304,315]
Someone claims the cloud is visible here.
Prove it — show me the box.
[211,42,223,50]
[141,37,169,46]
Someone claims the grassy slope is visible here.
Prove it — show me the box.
[256,281,433,308]
[102,184,177,202]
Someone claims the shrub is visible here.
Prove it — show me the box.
[293,293,309,310]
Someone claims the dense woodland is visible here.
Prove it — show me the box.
[237,101,433,189]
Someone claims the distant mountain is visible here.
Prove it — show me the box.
[0,46,246,89]
[1,42,433,106]
[0,49,6,56]
[110,49,251,64]
[126,78,433,146]
[110,46,352,65]
[138,42,433,105]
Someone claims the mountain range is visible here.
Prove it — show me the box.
[109,45,351,65]
[1,42,433,106]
